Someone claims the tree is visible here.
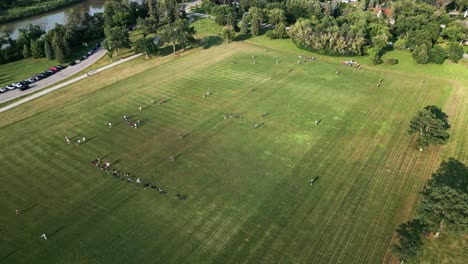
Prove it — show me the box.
[428,45,447,64]
[104,26,131,56]
[417,159,467,231]
[16,24,45,48]
[44,40,54,60]
[447,42,463,63]
[368,47,382,64]
[161,19,196,54]
[51,35,70,63]
[412,44,429,64]
[220,25,236,43]
[392,159,467,262]
[212,5,237,27]
[103,0,131,28]
[249,7,264,36]
[22,44,31,59]
[268,8,286,26]
[239,13,250,34]
[408,105,450,151]
[391,219,427,261]
[267,22,288,39]
[134,37,158,59]
[30,39,45,58]
[158,0,180,22]
[137,17,157,38]
[393,38,407,50]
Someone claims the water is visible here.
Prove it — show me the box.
[0,0,106,39]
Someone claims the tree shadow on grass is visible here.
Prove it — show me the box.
[234,33,252,42]
[158,46,174,57]
[200,36,223,49]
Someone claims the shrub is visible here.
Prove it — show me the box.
[412,44,429,64]
[394,38,407,50]
[428,45,447,64]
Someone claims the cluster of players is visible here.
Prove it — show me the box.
[90,156,187,200]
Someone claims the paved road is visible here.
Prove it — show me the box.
[0,53,142,113]
[0,47,107,104]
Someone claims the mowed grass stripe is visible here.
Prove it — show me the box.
[0,39,465,263]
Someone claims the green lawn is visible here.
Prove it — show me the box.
[0,23,466,263]
[411,231,467,264]
[0,57,60,87]
[0,38,103,88]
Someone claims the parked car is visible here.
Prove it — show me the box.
[12,82,22,88]
[49,67,58,72]
[19,83,30,91]
[35,74,45,80]
[95,42,101,48]
[55,65,65,70]
[80,55,87,61]
[0,87,7,93]
[6,84,16,90]
[26,78,36,83]
[69,61,76,66]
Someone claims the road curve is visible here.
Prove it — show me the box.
[0,47,107,104]
[0,53,143,113]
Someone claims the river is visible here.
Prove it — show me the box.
[0,0,106,39]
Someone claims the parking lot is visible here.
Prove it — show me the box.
[0,44,105,104]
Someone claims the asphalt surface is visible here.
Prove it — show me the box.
[0,47,107,104]
[0,53,142,113]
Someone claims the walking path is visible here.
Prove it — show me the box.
[0,53,142,113]
[0,47,107,104]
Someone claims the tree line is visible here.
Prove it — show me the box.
[0,0,198,64]
[201,0,467,64]
[392,158,467,262]
[0,10,105,64]
[102,0,196,60]
[391,106,466,261]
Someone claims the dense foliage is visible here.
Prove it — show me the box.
[392,159,467,261]
[202,0,467,63]
[408,105,450,151]
[0,10,105,64]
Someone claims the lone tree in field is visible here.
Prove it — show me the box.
[417,158,467,231]
[408,105,450,151]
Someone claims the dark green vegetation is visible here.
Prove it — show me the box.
[102,0,196,57]
[408,105,450,151]
[0,0,82,23]
[0,31,466,263]
[201,0,467,64]
[0,10,105,64]
[392,159,467,262]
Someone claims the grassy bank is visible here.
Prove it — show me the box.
[0,0,82,23]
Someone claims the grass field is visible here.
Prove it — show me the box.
[0,58,60,87]
[0,25,466,263]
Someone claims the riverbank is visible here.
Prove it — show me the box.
[0,0,83,24]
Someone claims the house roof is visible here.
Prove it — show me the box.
[370,7,392,17]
